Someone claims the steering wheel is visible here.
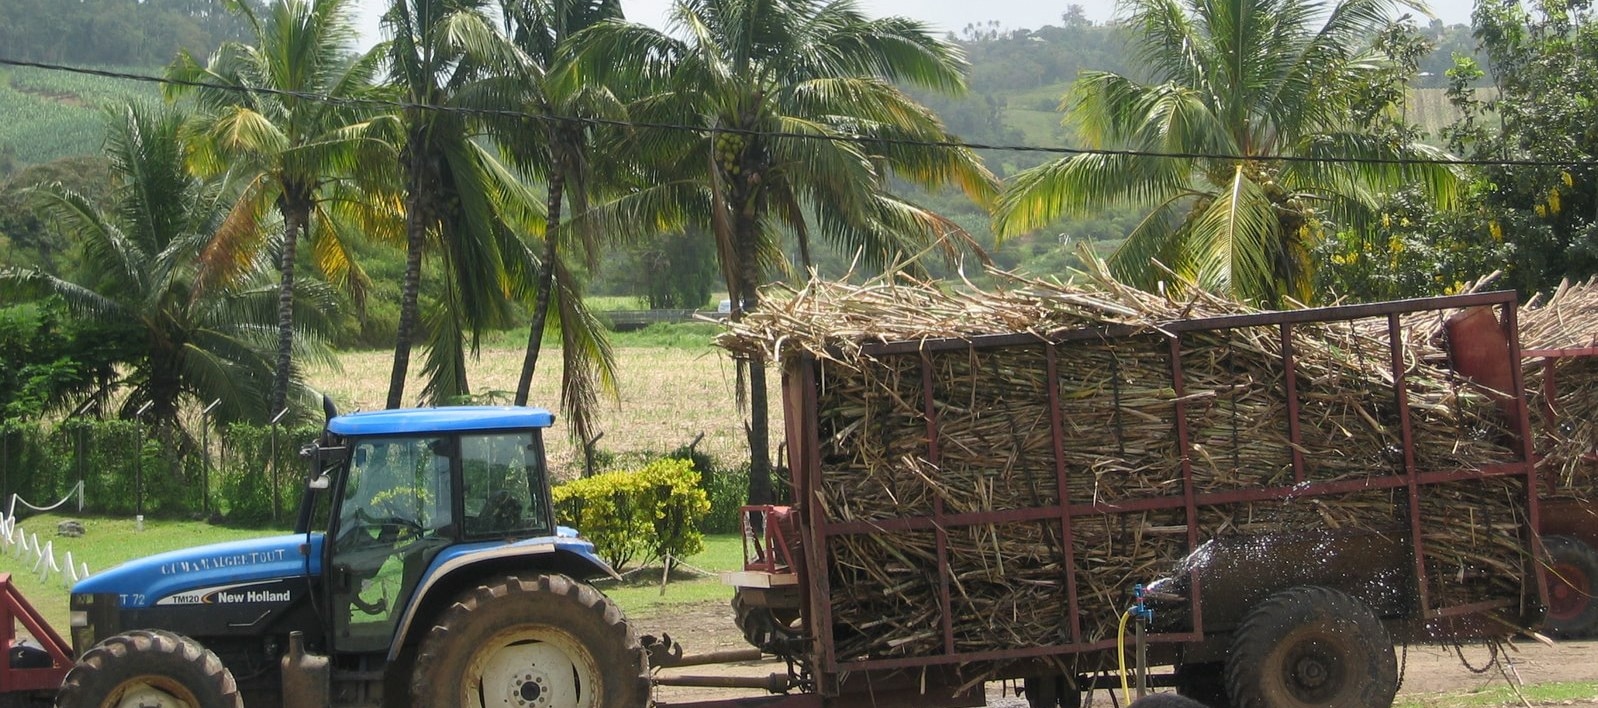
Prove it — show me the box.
[344,507,424,546]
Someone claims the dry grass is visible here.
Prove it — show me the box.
[305,346,774,478]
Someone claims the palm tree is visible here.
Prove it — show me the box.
[485,0,628,445]
[380,0,541,407]
[0,103,335,431]
[165,0,391,418]
[581,0,998,505]
[992,0,1459,306]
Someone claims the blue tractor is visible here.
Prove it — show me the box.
[59,406,649,708]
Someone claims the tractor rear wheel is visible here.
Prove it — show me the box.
[1544,535,1598,638]
[56,630,240,708]
[1226,586,1396,708]
[410,572,649,708]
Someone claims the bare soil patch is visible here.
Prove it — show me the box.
[634,600,1598,706]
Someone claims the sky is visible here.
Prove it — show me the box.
[352,0,1478,48]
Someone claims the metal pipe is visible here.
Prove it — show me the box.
[651,673,791,692]
[1135,618,1148,698]
[653,648,765,668]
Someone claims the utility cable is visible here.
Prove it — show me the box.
[2,56,1595,169]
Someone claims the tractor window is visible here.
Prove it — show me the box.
[461,432,550,538]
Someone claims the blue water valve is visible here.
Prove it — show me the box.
[1130,583,1154,623]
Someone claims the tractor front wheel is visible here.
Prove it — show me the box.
[1544,535,1598,638]
[1226,586,1396,708]
[56,630,241,708]
[411,572,649,708]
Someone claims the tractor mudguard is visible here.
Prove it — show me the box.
[384,531,617,661]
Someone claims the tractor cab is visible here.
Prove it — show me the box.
[305,407,561,655]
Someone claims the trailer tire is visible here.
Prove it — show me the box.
[1544,535,1598,638]
[411,572,648,708]
[1174,662,1229,708]
[731,592,803,654]
[56,629,241,708]
[1021,675,1082,708]
[1226,586,1395,708]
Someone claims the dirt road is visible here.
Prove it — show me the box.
[636,599,1598,706]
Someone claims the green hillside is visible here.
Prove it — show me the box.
[0,66,162,171]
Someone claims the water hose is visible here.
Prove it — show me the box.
[1116,607,1133,697]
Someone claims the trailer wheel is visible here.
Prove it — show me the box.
[731,592,803,654]
[1544,535,1598,638]
[1021,675,1081,708]
[56,630,240,708]
[411,572,648,708]
[1174,662,1229,708]
[1226,586,1395,708]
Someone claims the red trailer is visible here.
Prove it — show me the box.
[675,291,1546,708]
[0,574,72,706]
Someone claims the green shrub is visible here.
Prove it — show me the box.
[698,465,748,534]
[216,423,319,526]
[552,458,711,570]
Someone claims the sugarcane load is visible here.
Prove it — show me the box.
[709,263,1547,708]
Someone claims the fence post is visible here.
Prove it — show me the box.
[134,402,151,528]
[271,409,288,525]
[76,424,85,513]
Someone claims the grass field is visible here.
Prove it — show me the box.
[1396,682,1598,707]
[0,65,162,168]
[305,330,775,478]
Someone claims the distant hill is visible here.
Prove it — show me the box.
[0,18,1491,178]
[0,65,163,174]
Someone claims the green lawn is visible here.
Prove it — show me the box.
[0,515,742,631]
[1396,681,1598,707]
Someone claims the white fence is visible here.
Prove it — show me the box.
[0,484,92,588]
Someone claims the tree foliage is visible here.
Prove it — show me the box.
[1440,0,1598,294]
[992,0,1461,306]
[0,103,335,431]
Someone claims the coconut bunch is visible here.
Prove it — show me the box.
[722,266,1535,663]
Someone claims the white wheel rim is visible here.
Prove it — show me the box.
[466,627,600,708]
[106,679,197,708]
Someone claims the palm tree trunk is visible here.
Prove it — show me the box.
[388,147,431,410]
[515,172,564,406]
[734,209,773,506]
[270,199,307,418]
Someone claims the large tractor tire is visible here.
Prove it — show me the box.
[1544,535,1598,639]
[1021,675,1082,708]
[56,629,241,708]
[411,572,649,708]
[731,592,802,655]
[1226,586,1396,708]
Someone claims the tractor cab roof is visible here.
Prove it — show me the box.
[326,406,554,436]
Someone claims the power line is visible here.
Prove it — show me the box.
[1,55,1592,169]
